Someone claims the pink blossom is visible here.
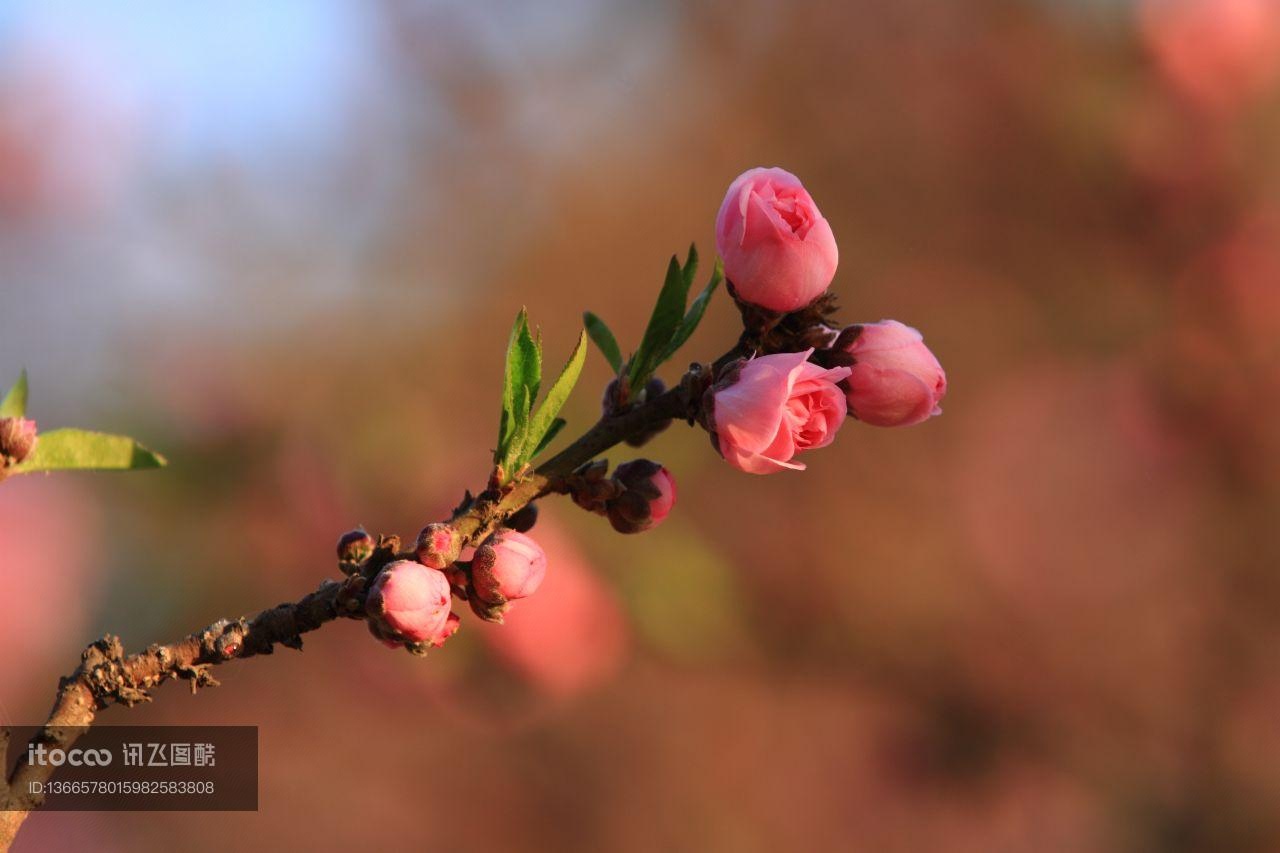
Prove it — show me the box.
[471,530,547,605]
[366,560,454,645]
[842,320,946,427]
[715,167,839,313]
[708,349,850,474]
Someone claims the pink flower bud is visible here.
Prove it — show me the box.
[606,460,676,533]
[426,612,461,649]
[415,522,462,569]
[366,560,453,645]
[471,530,547,606]
[715,167,839,314]
[335,527,374,566]
[0,417,38,465]
[705,349,850,475]
[840,320,946,427]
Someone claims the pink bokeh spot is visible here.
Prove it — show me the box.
[481,515,629,699]
[0,477,100,707]
[1140,0,1280,112]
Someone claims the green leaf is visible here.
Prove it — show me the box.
[497,310,543,464]
[0,370,29,418]
[680,243,698,294]
[583,312,623,374]
[663,257,722,361]
[498,314,523,459]
[531,417,567,458]
[12,428,166,474]
[523,329,588,464]
[628,253,692,388]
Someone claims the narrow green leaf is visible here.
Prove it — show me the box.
[12,428,166,473]
[681,243,698,293]
[0,370,29,418]
[531,417,567,458]
[583,312,623,374]
[503,417,532,475]
[663,257,723,361]
[498,311,526,459]
[497,309,543,464]
[527,327,543,409]
[628,254,692,388]
[523,329,588,465]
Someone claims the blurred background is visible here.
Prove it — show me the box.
[2,0,1279,850]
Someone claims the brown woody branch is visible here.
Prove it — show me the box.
[0,366,706,851]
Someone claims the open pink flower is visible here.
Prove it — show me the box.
[708,349,850,474]
[715,167,839,313]
[842,320,946,427]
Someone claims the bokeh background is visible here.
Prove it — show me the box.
[3,0,1280,850]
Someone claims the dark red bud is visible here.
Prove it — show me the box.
[336,527,375,567]
[605,460,676,533]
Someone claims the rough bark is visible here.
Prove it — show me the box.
[0,367,707,850]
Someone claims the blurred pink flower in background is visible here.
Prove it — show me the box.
[0,477,101,708]
[481,514,629,699]
[953,364,1206,742]
[0,50,137,222]
[1139,0,1280,112]
[1163,212,1280,482]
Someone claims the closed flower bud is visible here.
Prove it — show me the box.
[426,612,461,649]
[415,522,462,569]
[0,417,38,465]
[366,560,452,645]
[605,460,676,533]
[840,320,946,427]
[705,350,850,474]
[715,167,839,314]
[471,530,547,606]
[335,527,374,567]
